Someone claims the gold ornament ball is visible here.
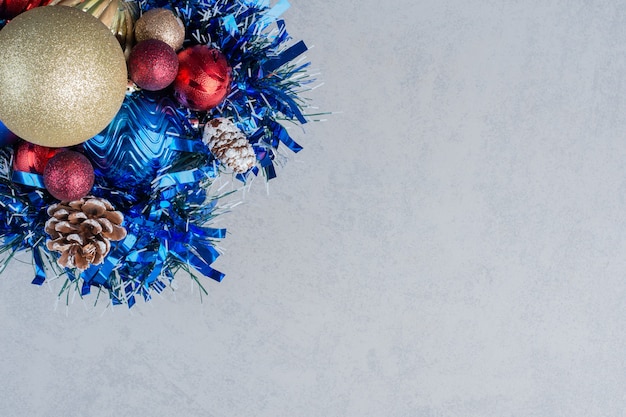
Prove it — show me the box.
[134,8,185,51]
[47,0,140,58]
[0,6,128,147]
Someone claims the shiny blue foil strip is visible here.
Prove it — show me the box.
[222,14,238,35]
[12,171,45,189]
[31,247,46,285]
[255,0,290,29]
[263,40,307,73]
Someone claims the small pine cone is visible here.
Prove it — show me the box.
[45,196,127,270]
[202,118,256,173]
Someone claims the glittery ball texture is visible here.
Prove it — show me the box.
[43,150,95,201]
[47,0,140,57]
[0,6,128,147]
[134,8,185,51]
[128,39,178,91]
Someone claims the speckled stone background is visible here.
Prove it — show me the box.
[2,1,626,416]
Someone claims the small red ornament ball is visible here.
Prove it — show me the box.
[13,141,61,174]
[174,45,231,111]
[0,0,45,20]
[43,151,94,201]
[128,39,179,91]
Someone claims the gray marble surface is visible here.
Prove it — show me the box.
[2,1,626,416]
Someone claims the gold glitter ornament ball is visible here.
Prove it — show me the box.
[47,0,140,57]
[134,8,185,51]
[0,6,128,147]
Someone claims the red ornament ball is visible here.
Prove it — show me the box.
[128,39,179,91]
[13,141,61,174]
[174,45,231,111]
[43,151,94,201]
[0,0,45,20]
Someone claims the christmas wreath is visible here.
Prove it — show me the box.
[0,0,316,307]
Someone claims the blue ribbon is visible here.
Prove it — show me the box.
[82,234,137,286]
[264,41,308,73]
[12,171,45,188]
[269,120,303,152]
[169,137,202,153]
[31,247,46,285]
[171,243,224,282]
[81,280,91,296]
[156,169,201,188]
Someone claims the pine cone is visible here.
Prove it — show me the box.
[202,118,256,173]
[45,197,127,270]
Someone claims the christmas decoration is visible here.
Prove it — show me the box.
[13,141,61,174]
[134,7,184,51]
[47,0,140,57]
[0,6,127,147]
[83,92,195,191]
[174,45,232,111]
[203,118,255,174]
[43,151,95,201]
[0,0,320,308]
[128,39,178,91]
[0,0,44,19]
[45,197,126,270]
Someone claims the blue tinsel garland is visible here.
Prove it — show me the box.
[0,0,314,307]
